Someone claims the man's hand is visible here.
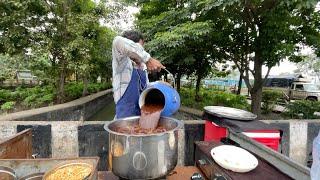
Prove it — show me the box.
[146,58,165,72]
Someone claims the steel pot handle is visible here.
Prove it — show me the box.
[163,68,176,88]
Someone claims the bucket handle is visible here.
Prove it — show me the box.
[163,68,176,89]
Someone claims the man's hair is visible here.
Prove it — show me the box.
[122,30,144,43]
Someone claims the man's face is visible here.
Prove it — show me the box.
[139,39,144,47]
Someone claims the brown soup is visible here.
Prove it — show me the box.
[116,104,164,134]
[139,104,163,130]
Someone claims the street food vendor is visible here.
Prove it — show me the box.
[112,30,165,119]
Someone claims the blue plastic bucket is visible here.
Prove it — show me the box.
[139,81,181,117]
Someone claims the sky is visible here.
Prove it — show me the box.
[261,46,314,76]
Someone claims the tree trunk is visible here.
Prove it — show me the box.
[57,60,66,104]
[75,70,80,82]
[250,87,262,118]
[251,52,263,118]
[176,72,181,92]
[57,2,68,104]
[195,73,202,100]
[82,74,89,97]
[237,73,243,95]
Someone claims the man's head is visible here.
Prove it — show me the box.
[122,30,144,46]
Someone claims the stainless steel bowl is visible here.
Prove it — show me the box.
[0,166,16,180]
[104,116,183,180]
[43,162,92,180]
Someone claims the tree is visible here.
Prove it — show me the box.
[296,54,320,83]
[194,0,320,116]
[0,0,47,55]
[1,0,115,103]
[37,0,111,102]
[134,0,320,117]
[104,1,138,33]
[135,0,223,97]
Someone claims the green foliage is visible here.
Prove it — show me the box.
[296,54,320,82]
[21,86,55,108]
[22,94,38,107]
[135,0,320,115]
[136,1,225,95]
[0,89,12,102]
[65,82,112,100]
[261,90,283,114]
[0,81,110,112]
[1,0,115,103]
[180,87,249,110]
[0,1,47,54]
[0,86,55,108]
[65,83,84,100]
[284,100,320,119]
[88,83,106,93]
[1,101,16,112]
[36,94,54,106]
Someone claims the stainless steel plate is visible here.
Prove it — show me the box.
[204,106,257,121]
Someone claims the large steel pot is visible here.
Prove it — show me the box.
[104,116,183,180]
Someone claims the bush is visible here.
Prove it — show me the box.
[0,82,111,114]
[262,90,282,114]
[180,87,249,110]
[88,83,100,93]
[0,89,12,102]
[21,85,55,108]
[1,101,16,111]
[65,82,84,99]
[35,93,54,106]
[22,94,38,107]
[65,82,112,99]
[284,100,320,119]
[87,82,112,93]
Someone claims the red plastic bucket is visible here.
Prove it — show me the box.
[204,120,227,141]
[204,121,280,151]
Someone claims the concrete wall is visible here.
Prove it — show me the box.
[1,119,319,169]
[0,90,113,121]
[264,120,320,167]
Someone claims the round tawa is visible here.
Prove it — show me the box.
[211,145,258,173]
[204,106,257,121]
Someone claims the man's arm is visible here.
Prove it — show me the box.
[113,36,151,64]
[113,36,165,72]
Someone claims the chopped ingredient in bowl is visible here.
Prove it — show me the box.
[44,164,92,180]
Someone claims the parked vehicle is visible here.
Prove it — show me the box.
[264,75,320,102]
[287,82,320,101]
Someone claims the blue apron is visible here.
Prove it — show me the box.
[116,68,147,119]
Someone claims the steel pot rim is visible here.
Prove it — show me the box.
[104,116,183,137]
